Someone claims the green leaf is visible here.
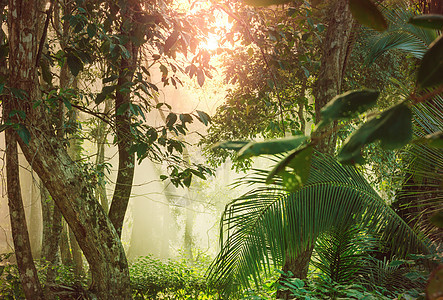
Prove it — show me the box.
[237,135,308,160]
[87,23,97,38]
[164,30,179,54]
[319,89,379,127]
[408,15,443,30]
[183,173,192,188]
[10,88,28,100]
[116,103,130,116]
[196,110,211,126]
[160,175,168,181]
[0,83,4,94]
[66,52,83,77]
[338,103,412,164]
[417,34,443,89]
[425,131,443,148]
[15,124,31,145]
[266,145,313,185]
[212,140,249,151]
[95,85,116,104]
[166,112,177,128]
[349,0,388,32]
[430,210,443,228]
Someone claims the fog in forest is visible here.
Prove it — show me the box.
[0,59,252,263]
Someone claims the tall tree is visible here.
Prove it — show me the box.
[6,0,131,297]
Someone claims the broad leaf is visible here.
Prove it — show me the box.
[212,140,249,151]
[196,110,211,126]
[266,145,313,186]
[338,103,412,164]
[166,112,177,128]
[164,31,179,54]
[15,124,31,145]
[66,52,83,77]
[409,15,443,30]
[319,89,379,127]
[237,135,308,160]
[95,85,116,104]
[430,210,443,228]
[417,34,443,89]
[349,0,388,32]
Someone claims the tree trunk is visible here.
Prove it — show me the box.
[8,1,132,298]
[44,205,63,299]
[108,1,141,237]
[5,123,44,300]
[312,0,355,155]
[276,246,315,300]
[279,1,355,297]
[95,99,112,213]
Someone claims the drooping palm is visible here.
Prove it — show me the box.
[208,153,429,296]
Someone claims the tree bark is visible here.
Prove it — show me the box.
[278,1,355,298]
[8,0,132,298]
[312,0,355,155]
[108,1,141,237]
[5,130,45,300]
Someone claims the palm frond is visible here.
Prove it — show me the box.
[312,225,377,284]
[208,153,430,296]
[365,6,438,63]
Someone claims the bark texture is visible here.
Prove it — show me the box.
[312,0,355,154]
[108,1,141,237]
[8,0,131,298]
[279,1,355,296]
[5,128,44,300]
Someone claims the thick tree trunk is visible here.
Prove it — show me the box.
[276,246,315,300]
[108,1,140,237]
[8,1,132,298]
[312,0,355,155]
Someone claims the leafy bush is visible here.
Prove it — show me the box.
[130,254,219,299]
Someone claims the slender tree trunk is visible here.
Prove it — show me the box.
[5,124,44,300]
[108,1,141,237]
[8,1,132,298]
[44,206,63,299]
[95,98,112,213]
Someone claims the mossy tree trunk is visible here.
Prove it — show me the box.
[7,0,132,298]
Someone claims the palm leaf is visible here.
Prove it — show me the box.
[365,6,438,63]
[208,153,429,296]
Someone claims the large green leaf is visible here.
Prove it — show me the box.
[266,145,313,191]
[417,34,443,89]
[409,15,443,30]
[349,0,388,32]
[237,136,308,160]
[319,89,379,127]
[66,52,83,77]
[338,103,412,164]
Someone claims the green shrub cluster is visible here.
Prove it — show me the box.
[130,255,219,299]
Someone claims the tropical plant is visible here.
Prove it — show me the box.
[365,5,438,64]
[208,152,429,297]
